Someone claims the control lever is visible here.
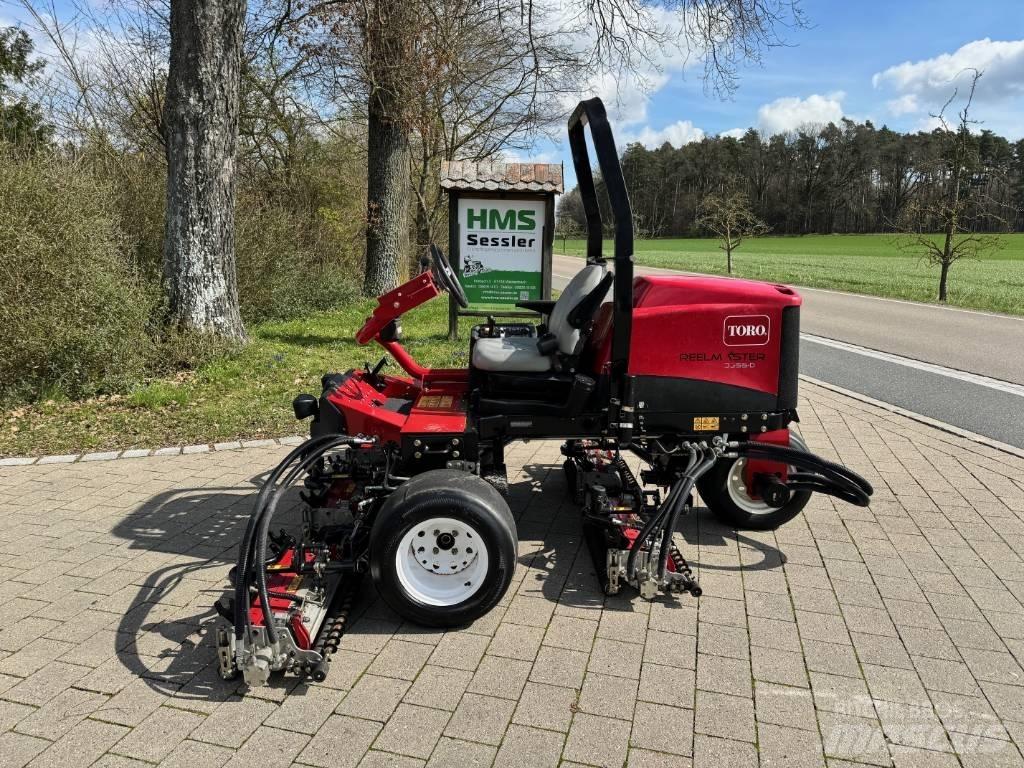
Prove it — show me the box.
[365,356,388,389]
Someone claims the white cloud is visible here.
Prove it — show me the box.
[720,128,746,139]
[872,39,1024,106]
[501,149,561,164]
[626,119,705,148]
[547,0,703,127]
[886,94,920,116]
[756,92,845,134]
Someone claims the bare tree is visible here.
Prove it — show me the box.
[555,213,584,254]
[296,0,805,295]
[696,189,770,273]
[896,70,1005,302]
[163,0,248,340]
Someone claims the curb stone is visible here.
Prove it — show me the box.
[0,435,309,467]
[9,378,1023,467]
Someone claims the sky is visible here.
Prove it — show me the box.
[3,0,1022,189]
[526,0,1024,186]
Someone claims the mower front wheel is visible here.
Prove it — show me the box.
[697,433,812,531]
[369,469,517,627]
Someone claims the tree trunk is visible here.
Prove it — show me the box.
[726,245,733,274]
[163,0,247,341]
[938,259,950,302]
[363,0,412,297]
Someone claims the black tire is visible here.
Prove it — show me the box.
[369,469,517,627]
[696,433,812,531]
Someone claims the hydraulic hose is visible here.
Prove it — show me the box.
[233,436,330,641]
[730,442,873,507]
[626,445,698,582]
[657,449,718,580]
[233,434,356,643]
[251,436,357,644]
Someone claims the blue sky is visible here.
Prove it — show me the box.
[3,0,1022,185]
[532,0,1024,186]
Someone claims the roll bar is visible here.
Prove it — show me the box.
[567,97,633,380]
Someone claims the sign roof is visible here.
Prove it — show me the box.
[441,161,564,194]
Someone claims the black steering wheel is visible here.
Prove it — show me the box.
[430,244,469,309]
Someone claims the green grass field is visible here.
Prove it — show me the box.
[559,233,1024,315]
[1,298,465,457]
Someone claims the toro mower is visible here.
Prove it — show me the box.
[215,98,873,686]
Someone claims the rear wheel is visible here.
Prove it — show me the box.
[369,469,517,627]
[696,433,812,531]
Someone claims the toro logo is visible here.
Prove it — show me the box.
[723,314,770,346]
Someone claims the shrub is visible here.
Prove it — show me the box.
[234,135,366,323]
[0,147,158,402]
[235,196,361,323]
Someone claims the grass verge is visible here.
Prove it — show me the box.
[1,298,464,458]
[558,233,1024,315]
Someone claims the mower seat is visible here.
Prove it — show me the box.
[472,264,607,373]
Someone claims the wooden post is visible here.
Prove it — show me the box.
[448,191,460,340]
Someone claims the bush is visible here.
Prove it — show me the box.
[235,196,361,323]
[0,147,159,402]
[234,135,366,323]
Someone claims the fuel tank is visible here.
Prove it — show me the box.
[607,275,801,426]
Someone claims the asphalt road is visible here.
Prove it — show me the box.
[551,254,1024,449]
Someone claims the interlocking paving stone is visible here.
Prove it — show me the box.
[297,715,381,768]
[529,645,589,688]
[28,718,129,768]
[111,705,206,762]
[563,712,632,768]
[493,724,564,768]
[401,666,472,712]
[422,737,493,767]
[442,692,514,746]
[512,681,577,731]
[3,386,1024,767]
[372,703,449,759]
[469,660,533,706]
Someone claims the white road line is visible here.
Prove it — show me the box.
[802,334,1024,397]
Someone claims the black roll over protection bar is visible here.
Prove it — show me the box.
[567,98,634,394]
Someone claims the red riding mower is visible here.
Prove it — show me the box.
[216,98,872,685]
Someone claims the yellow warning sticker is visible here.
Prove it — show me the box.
[693,416,720,431]
[419,395,454,410]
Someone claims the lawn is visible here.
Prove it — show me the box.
[1,298,465,458]
[558,233,1024,315]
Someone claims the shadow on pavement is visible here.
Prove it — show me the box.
[112,458,786,699]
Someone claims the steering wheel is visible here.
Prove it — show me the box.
[430,244,469,309]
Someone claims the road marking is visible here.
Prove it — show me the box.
[802,334,1024,397]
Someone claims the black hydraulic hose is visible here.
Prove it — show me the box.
[657,450,718,580]
[731,442,873,507]
[233,438,324,640]
[739,447,873,500]
[733,442,874,493]
[252,437,354,645]
[627,477,683,582]
[626,445,698,581]
[233,434,353,642]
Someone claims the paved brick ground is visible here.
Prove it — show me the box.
[1,381,1024,768]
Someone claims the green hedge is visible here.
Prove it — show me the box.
[0,149,159,402]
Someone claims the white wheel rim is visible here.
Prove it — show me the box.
[725,458,785,516]
[395,517,490,606]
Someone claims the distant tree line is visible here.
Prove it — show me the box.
[559,119,1024,237]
